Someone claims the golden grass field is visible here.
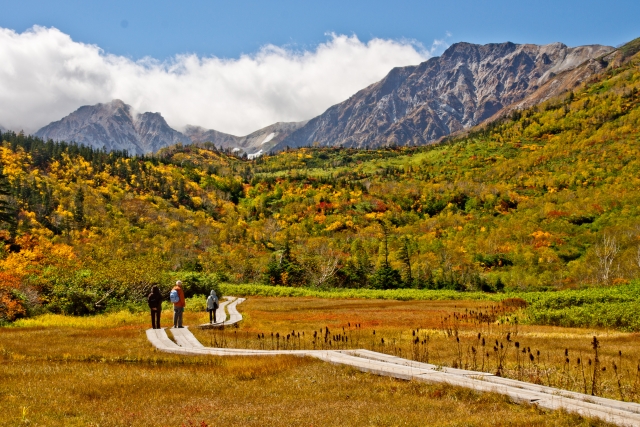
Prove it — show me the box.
[2,296,636,426]
[192,298,640,402]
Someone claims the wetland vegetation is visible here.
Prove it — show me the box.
[1,297,625,426]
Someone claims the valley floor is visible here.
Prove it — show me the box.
[1,297,633,426]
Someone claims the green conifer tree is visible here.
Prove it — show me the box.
[0,168,17,236]
[398,236,413,286]
[73,188,85,227]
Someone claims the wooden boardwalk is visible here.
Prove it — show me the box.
[148,297,640,426]
[192,296,243,329]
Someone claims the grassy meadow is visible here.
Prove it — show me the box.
[191,296,640,403]
[219,282,640,332]
[2,296,635,426]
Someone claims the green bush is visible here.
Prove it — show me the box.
[520,281,640,331]
[169,272,221,298]
[184,295,209,312]
[219,280,640,332]
[526,301,640,331]
[219,283,502,301]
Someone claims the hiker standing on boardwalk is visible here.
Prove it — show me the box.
[206,290,219,324]
[147,285,162,329]
[170,280,185,328]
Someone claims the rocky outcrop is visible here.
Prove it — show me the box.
[35,100,192,155]
[485,38,640,123]
[273,42,613,151]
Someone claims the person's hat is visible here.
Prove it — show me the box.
[176,280,182,286]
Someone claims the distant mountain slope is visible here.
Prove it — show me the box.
[34,99,306,157]
[496,43,638,119]
[31,40,617,156]
[35,100,192,155]
[184,121,307,158]
[273,42,613,151]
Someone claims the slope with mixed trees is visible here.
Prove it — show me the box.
[0,41,639,321]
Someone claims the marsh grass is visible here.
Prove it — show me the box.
[0,326,615,427]
[190,297,640,403]
[219,283,640,332]
[0,297,626,426]
[12,311,149,329]
[11,298,208,330]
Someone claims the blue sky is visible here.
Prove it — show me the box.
[0,0,638,135]
[2,0,638,60]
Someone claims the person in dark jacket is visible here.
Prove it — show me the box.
[147,285,163,329]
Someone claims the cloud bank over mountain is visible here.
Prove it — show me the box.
[0,26,443,135]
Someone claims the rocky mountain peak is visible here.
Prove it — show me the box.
[35,100,191,155]
[273,41,613,151]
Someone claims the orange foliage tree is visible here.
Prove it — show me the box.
[0,271,25,321]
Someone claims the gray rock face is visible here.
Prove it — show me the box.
[33,41,613,156]
[273,42,613,151]
[35,100,192,155]
[184,121,307,157]
[184,121,307,158]
[34,99,306,157]
[498,46,628,118]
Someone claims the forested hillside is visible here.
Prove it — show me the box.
[1,49,639,321]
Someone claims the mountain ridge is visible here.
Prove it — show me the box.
[33,99,307,157]
[30,40,616,156]
[35,100,192,155]
[184,120,308,158]
[271,41,613,151]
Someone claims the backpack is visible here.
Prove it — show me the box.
[148,293,160,308]
[207,295,219,310]
[169,289,180,303]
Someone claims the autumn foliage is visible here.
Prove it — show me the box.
[0,50,639,318]
[0,271,25,321]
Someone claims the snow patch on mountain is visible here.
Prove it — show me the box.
[248,150,263,159]
[261,132,276,144]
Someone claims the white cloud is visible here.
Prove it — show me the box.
[0,26,447,135]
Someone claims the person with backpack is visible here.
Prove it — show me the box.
[170,280,185,328]
[206,290,219,324]
[147,285,162,329]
